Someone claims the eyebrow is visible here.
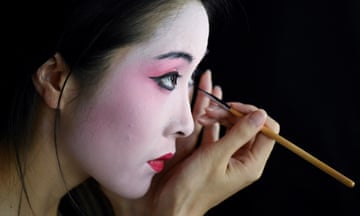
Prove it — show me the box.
[155,51,193,63]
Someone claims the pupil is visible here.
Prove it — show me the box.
[171,75,177,84]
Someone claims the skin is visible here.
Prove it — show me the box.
[101,3,280,215]
[104,70,280,216]
[58,1,209,199]
[0,1,280,216]
[1,1,210,216]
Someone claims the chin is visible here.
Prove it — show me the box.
[111,180,152,199]
[117,188,150,200]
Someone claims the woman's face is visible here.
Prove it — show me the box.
[60,2,209,198]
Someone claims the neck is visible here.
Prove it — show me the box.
[0,144,65,216]
[103,187,150,216]
[0,105,87,216]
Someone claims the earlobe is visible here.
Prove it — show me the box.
[32,53,71,109]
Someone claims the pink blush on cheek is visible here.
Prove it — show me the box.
[68,51,186,174]
[66,80,157,197]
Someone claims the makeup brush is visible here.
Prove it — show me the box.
[198,88,355,188]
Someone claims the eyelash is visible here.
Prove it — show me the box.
[150,71,182,91]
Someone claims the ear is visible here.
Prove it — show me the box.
[32,53,71,109]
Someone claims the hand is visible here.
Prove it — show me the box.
[151,102,279,216]
[104,70,280,216]
[103,70,220,215]
[163,70,222,172]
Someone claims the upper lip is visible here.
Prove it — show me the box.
[154,152,174,160]
[147,152,175,172]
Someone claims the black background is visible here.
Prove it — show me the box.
[204,0,360,215]
[5,1,359,215]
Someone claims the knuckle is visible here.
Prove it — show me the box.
[273,122,280,133]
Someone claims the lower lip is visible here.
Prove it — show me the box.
[148,160,165,172]
[148,153,174,172]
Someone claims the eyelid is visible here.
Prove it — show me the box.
[149,71,181,91]
[149,71,181,80]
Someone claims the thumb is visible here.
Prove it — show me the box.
[215,109,267,159]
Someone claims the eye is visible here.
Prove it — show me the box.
[150,71,181,91]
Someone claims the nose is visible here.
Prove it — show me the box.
[173,94,194,137]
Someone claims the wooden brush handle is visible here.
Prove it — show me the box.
[229,107,355,188]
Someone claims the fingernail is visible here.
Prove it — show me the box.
[249,110,266,127]
[214,85,221,90]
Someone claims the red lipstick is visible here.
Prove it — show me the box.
[148,153,174,172]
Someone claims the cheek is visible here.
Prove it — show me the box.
[68,90,143,154]
[58,66,177,197]
[61,99,128,164]
[59,77,161,172]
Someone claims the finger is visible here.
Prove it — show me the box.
[192,69,212,119]
[214,109,267,160]
[249,114,280,165]
[199,102,259,128]
[197,105,228,126]
[238,112,280,160]
[228,102,258,114]
[188,85,194,102]
[171,70,214,162]
[263,114,280,134]
[209,86,223,142]
[201,86,222,146]
[187,69,213,145]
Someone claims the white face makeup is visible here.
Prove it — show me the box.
[60,1,209,198]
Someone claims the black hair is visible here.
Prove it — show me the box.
[2,0,233,215]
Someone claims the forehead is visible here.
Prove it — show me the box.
[135,1,209,59]
[105,1,209,72]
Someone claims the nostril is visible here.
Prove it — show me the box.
[176,131,186,137]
